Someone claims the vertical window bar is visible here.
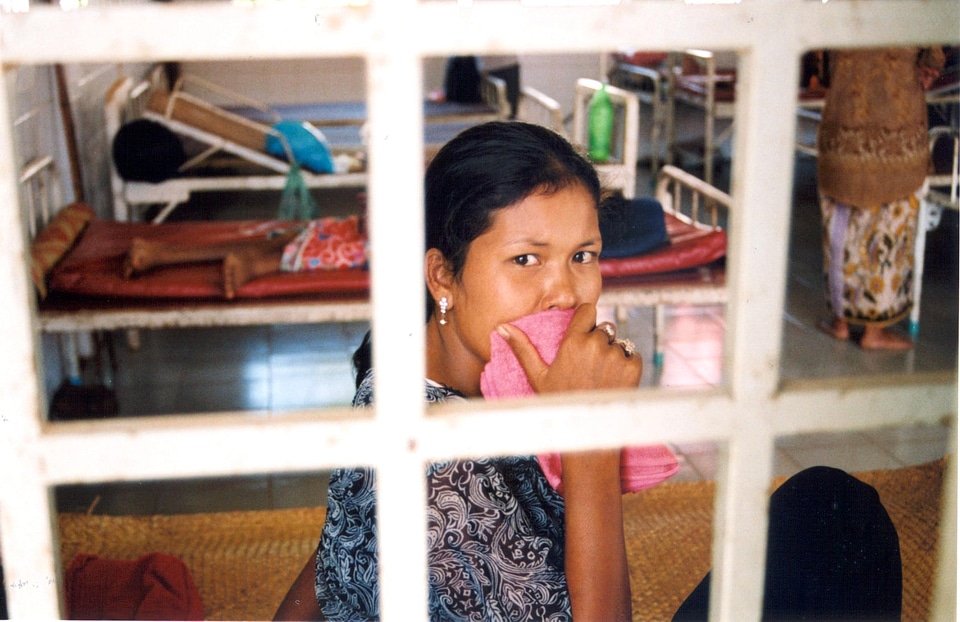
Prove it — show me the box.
[366,0,430,618]
[0,57,61,618]
[708,27,807,619]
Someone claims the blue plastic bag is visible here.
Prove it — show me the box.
[265,121,335,174]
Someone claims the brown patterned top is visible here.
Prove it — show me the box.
[817,47,944,207]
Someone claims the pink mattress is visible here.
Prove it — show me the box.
[46,215,725,301]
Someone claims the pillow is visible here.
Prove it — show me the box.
[599,195,669,259]
[280,216,368,272]
[112,119,186,183]
[265,121,335,174]
[30,202,95,299]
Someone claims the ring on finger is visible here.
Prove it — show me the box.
[615,338,636,358]
[596,322,617,343]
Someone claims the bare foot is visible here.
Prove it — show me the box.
[123,238,157,278]
[817,317,850,341]
[222,252,251,300]
[860,326,913,351]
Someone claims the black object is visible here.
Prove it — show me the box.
[444,56,482,104]
[673,467,902,621]
[49,382,119,421]
[112,119,186,183]
[49,331,120,421]
[0,562,6,619]
[599,194,670,259]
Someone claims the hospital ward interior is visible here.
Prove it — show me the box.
[0,2,957,620]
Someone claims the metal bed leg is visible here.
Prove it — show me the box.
[59,333,83,385]
[653,304,666,367]
[125,328,142,351]
[910,197,943,338]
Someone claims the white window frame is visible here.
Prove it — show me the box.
[0,1,956,620]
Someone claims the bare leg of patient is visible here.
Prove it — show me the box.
[123,232,298,279]
[223,249,286,299]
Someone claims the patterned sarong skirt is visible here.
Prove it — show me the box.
[820,193,918,326]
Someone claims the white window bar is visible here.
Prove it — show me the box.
[0,1,957,620]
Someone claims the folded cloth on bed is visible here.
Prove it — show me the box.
[480,309,680,494]
[30,202,95,299]
[65,552,203,620]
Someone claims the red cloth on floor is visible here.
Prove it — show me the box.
[65,552,203,620]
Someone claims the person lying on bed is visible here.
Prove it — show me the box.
[122,215,367,299]
[274,122,902,622]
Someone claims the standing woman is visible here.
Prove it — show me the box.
[816,46,944,349]
[275,121,639,621]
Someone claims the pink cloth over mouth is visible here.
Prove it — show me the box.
[480,309,680,494]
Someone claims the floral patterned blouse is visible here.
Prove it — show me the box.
[314,371,571,621]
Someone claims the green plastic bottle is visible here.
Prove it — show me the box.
[588,82,614,162]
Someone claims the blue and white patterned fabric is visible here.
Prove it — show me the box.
[315,371,571,621]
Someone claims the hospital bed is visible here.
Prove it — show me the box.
[609,49,735,189]
[613,48,959,185]
[913,125,960,336]
[664,50,736,189]
[106,68,368,224]
[606,50,670,176]
[107,67,509,224]
[29,156,729,368]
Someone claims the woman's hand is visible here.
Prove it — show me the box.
[497,303,636,620]
[496,303,642,394]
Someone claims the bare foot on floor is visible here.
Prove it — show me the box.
[860,326,913,351]
[817,317,850,341]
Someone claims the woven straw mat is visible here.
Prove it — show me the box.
[59,459,945,621]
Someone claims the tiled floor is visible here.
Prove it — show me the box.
[54,105,957,515]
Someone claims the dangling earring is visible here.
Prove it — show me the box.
[438,296,448,326]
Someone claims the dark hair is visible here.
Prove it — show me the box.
[353,121,601,387]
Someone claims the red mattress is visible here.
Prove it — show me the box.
[48,219,369,300]
[46,215,725,301]
[600,214,726,280]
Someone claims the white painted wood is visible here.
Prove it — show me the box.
[0,1,956,620]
